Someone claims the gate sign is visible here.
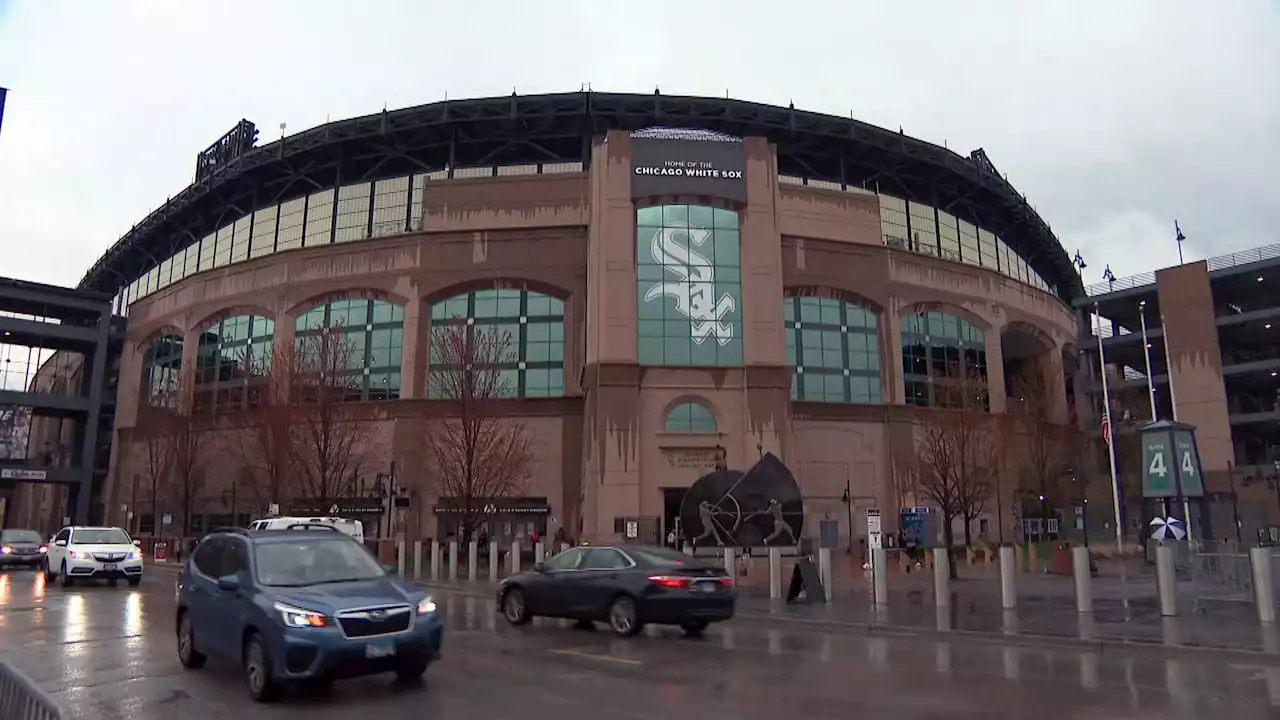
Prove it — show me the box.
[866,508,883,550]
[1140,420,1206,499]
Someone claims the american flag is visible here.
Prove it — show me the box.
[1100,415,1112,445]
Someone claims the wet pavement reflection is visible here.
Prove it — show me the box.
[1,567,1278,718]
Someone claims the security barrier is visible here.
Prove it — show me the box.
[0,660,66,720]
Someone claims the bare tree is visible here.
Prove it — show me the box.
[236,343,300,513]
[1007,368,1074,522]
[135,403,175,536]
[915,364,997,576]
[426,321,533,541]
[285,325,372,512]
[165,406,206,536]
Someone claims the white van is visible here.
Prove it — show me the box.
[248,516,365,543]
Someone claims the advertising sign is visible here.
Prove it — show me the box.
[631,137,747,202]
[0,468,47,481]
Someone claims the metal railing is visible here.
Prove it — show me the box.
[1086,242,1280,297]
[0,661,66,720]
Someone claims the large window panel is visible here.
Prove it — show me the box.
[197,232,216,272]
[213,224,234,268]
[140,334,183,407]
[429,289,565,398]
[251,206,279,259]
[231,216,252,264]
[334,183,371,243]
[664,401,717,432]
[179,243,199,282]
[304,189,335,247]
[959,219,980,267]
[978,229,999,272]
[372,176,410,238]
[783,296,882,404]
[908,201,937,256]
[277,197,305,252]
[294,298,404,402]
[636,204,743,367]
[937,211,960,262]
[194,314,275,414]
[900,310,988,409]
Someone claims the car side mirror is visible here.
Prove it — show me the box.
[217,575,240,592]
[54,540,67,547]
[132,539,142,547]
[382,564,397,576]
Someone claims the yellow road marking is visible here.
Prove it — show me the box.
[548,647,642,666]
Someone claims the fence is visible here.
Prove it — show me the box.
[0,661,66,720]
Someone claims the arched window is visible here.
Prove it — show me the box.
[294,298,404,401]
[140,334,183,407]
[901,311,988,409]
[783,297,882,404]
[636,204,743,366]
[663,401,717,433]
[194,314,275,413]
[429,289,564,398]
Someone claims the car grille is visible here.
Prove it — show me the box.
[336,606,412,638]
[93,552,127,562]
[9,545,38,554]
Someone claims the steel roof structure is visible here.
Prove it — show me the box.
[78,90,1081,302]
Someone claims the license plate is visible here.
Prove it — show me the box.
[365,642,396,659]
[103,563,118,571]
[694,582,718,593]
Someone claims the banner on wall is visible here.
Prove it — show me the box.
[631,137,747,202]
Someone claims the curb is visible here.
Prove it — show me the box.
[416,581,1280,665]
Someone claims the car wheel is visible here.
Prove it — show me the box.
[503,588,532,625]
[607,596,642,637]
[394,658,429,682]
[59,562,73,588]
[680,619,709,638]
[128,577,141,587]
[177,612,207,669]
[244,633,279,703]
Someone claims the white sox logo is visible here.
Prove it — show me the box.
[643,222,735,346]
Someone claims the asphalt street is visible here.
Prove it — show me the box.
[1,566,1278,719]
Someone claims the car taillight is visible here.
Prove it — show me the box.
[648,575,692,589]
[719,576,734,587]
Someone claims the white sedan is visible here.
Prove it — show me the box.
[44,526,144,587]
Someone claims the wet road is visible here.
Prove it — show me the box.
[1,567,1279,719]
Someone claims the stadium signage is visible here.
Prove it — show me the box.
[631,137,747,202]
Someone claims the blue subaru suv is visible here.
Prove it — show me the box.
[175,526,442,702]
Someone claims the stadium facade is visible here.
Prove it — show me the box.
[13,92,1090,545]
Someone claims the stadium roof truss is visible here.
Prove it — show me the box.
[79,91,1081,303]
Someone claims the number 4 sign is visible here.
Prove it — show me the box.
[1139,421,1206,499]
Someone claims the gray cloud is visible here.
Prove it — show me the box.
[0,0,1275,291]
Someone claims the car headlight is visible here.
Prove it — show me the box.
[128,551,141,560]
[38,546,47,554]
[273,602,328,628]
[68,550,89,560]
[416,597,437,615]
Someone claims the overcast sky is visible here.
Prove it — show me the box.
[0,0,1277,293]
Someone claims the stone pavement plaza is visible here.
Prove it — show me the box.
[2,566,1280,719]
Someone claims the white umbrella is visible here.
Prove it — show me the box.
[1149,516,1186,542]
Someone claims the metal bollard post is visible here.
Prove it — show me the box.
[448,540,459,582]
[723,547,736,578]
[467,540,479,580]
[999,545,1017,610]
[1072,545,1093,613]
[397,540,407,577]
[933,548,951,607]
[1252,546,1276,624]
[1155,543,1178,616]
[535,541,545,563]
[489,541,500,581]
[510,541,521,575]
[431,540,441,581]
[413,541,423,580]
[872,546,888,605]
[818,548,833,602]
[768,547,783,600]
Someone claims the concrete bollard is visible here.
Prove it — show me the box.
[1072,546,1093,613]
[872,546,888,605]
[1155,543,1178,617]
[467,540,479,580]
[933,548,951,607]
[448,540,459,582]
[397,540,407,577]
[489,540,500,581]
[723,547,736,578]
[534,541,545,564]
[768,547,783,600]
[510,541,521,575]
[818,548,833,602]
[999,545,1017,610]
[431,540,441,581]
[1252,546,1276,624]
[412,541,423,580]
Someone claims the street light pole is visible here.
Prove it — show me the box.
[842,476,855,555]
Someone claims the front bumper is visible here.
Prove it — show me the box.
[274,611,444,680]
[66,557,144,580]
[0,553,45,567]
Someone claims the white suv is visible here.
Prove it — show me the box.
[44,526,144,588]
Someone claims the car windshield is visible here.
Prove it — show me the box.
[0,530,43,544]
[254,538,386,587]
[71,529,131,545]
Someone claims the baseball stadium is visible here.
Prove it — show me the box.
[11,90,1085,547]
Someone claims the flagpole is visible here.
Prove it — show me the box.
[1095,303,1126,561]
[1139,301,1158,421]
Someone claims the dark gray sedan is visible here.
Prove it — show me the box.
[497,545,736,637]
[0,529,48,569]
